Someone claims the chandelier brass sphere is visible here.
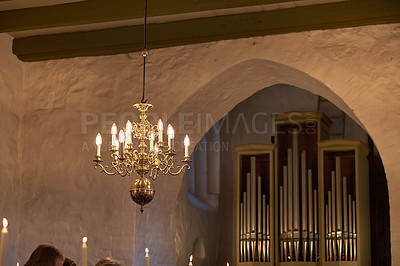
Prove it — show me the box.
[129,177,155,212]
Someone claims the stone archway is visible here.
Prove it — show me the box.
[169,58,396,264]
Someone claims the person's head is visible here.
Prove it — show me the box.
[25,244,64,266]
[63,257,76,266]
[95,257,123,266]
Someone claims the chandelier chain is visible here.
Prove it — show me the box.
[141,0,148,103]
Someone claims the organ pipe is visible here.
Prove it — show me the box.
[325,157,357,262]
[278,131,319,262]
[239,156,270,262]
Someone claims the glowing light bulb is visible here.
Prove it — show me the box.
[149,132,155,151]
[167,124,175,139]
[111,123,117,135]
[145,248,149,254]
[158,119,163,143]
[82,236,87,244]
[184,135,190,147]
[96,133,102,145]
[126,120,132,132]
[184,135,190,157]
[95,133,102,156]
[158,119,163,131]
[2,218,7,228]
[167,124,175,149]
[119,130,125,143]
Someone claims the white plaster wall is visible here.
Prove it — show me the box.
[0,22,398,265]
[0,34,23,265]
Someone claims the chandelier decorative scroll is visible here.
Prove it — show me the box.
[93,0,191,212]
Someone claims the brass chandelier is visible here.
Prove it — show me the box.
[93,0,191,212]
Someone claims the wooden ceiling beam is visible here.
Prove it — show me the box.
[12,0,400,62]
[0,0,294,33]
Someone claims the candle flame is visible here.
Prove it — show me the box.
[227,263,229,266]
[190,255,193,262]
[82,236,87,243]
[2,218,7,228]
[17,263,19,266]
[145,248,149,254]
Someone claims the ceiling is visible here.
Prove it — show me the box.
[0,0,399,61]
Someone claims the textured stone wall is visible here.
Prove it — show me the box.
[0,22,399,265]
[0,34,23,266]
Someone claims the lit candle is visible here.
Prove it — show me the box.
[145,248,149,266]
[111,123,117,148]
[115,140,119,156]
[96,133,102,157]
[157,119,163,143]
[82,237,87,266]
[118,130,125,154]
[189,255,193,266]
[0,218,8,266]
[125,120,132,147]
[149,132,155,151]
[167,124,174,150]
[184,135,190,158]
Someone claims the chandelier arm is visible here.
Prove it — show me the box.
[94,164,117,175]
[165,164,191,176]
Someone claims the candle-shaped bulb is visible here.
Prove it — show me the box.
[184,135,190,157]
[118,130,125,143]
[111,123,117,135]
[190,255,193,262]
[167,124,175,139]
[96,133,102,145]
[82,237,87,244]
[126,120,132,133]
[149,132,155,151]
[158,119,163,131]
[145,248,149,254]
[227,263,229,266]
[2,219,7,228]
[16,263,19,266]
[184,135,190,147]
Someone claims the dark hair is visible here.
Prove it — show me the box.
[95,257,123,266]
[63,257,76,266]
[25,244,64,266]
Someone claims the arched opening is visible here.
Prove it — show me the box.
[171,60,390,265]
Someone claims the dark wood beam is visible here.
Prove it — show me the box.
[0,0,294,33]
[12,0,400,61]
